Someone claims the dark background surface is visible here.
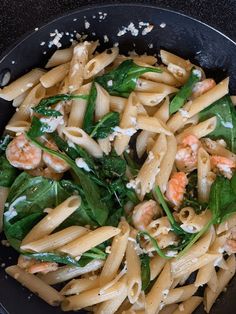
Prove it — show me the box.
[0,0,236,57]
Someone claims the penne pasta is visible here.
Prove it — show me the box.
[135,78,178,94]
[6,265,63,306]
[40,63,70,88]
[0,68,45,101]
[197,147,212,203]
[21,196,81,245]
[137,115,172,135]
[201,137,236,162]
[46,47,74,68]
[57,226,120,257]
[172,296,202,314]
[61,277,100,296]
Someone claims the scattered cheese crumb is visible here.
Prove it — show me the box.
[84,21,90,29]
[112,126,137,136]
[142,24,154,35]
[107,80,113,86]
[192,68,202,79]
[75,158,91,172]
[160,22,166,28]
[40,41,46,46]
[73,18,77,21]
[34,27,39,31]
[178,108,190,118]
[103,35,109,43]
[11,60,15,64]
[105,246,111,254]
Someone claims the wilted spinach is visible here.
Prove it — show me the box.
[90,112,120,139]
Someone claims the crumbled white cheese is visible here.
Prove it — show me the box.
[11,60,15,64]
[214,255,223,267]
[148,43,153,49]
[178,108,190,118]
[218,247,225,254]
[112,126,137,136]
[48,29,63,48]
[147,151,155,163]
[126,179,138,189]
[142,24,154,35]
[40,115,64,133]
[192,69,202,79]
[117,22,139,37]
[107,80,113,87]
[4,196,26,222]
[166,250,178,257]
[160,22,166,28]
[221,121,233,129]
[73,18,77,21]
[103,35,109,43]
[130,117,137,126]
[34,27,39,31]
[179,304,185,312]
[84,21,90,29]
[75,158,91,172]
[40,41,46,46]
[105,246,111,254]
[0,70,11,87]
[180,224,197,234]
[1,240,10,247]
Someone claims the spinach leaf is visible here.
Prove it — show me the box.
[95,60,162,98]
[0,155,18,187]
[199,95,236,153]
[106,208,124,227]
[169,68,200,114]
[137,231,171,259]
[26,135,109,226]
[83,83,97,134]
[90,112,120,139]
[99,154,126,178]
[34,94,88,117]
[209,174,236,223]
[25,252,81,266]
[27,116,51,138]
[140,253,151,291]
[0,134,11,153]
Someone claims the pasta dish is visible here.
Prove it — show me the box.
[0,39,236,314]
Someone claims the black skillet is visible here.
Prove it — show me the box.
[0,3,236,314]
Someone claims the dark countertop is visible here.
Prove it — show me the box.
[0,0,236,57]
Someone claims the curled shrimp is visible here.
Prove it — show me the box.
[166,172,188,207]
[175,134,201,172]
[6,133,42,170]
[192,78,216,98]
[211,155,236,179]
[27,261,58,274]
[132,200,160,231]
[43,140,70,173]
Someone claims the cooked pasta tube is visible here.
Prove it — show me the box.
[160,50,192,71]
[154,96,170,123]
[114,55,157,66]
[146,262,173,314]
[12,89,30,107]
[110,95,126,113]
[6,265,63,306]
[195,262,215,287]
[137,115,172,135]
[57,226,120,257]
[84,47,119,79]
[126,240,142,304]
[167,78,229,133]
[140,64,180,86]
[62,126,103,158]
[61,277,100,295]
[113,92,138,155]
[176,117,217,143]
[0,68,45,101]
[68,42,91,92]
[150,255,166,281]
[46,47,74,68]
[136,92,170,107]
[172,296,202,314]
[5,120,31,133]
[207,268,218,293]
[156,134,177,193]
[178,209,212,234]
[100,220,130,285]
[136,130,155,158]
[21,226,89,252]
[204,255,236,313]
[67,83,91,128]
[135,78,178,94]
[216,212,236,234]
[172,253,221,279]
[61,278,126,311]
[201,138,236,162]
[0,187,9,232]
[40,63,70,88]
[135,133,167,199]
[39,259,104,285]
[197,147,212,203]
[164,284,197,305]
[21,196,81,245]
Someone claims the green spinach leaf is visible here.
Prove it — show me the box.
[27,116,51,138]
[140,254,151,291]
[0,135,11,153]
[83,83,97,134]
[90,112,119,139]
[169,68,200,114]
[95,60,162,98]
[0,155,18,187]
[199,95,236,153]
[34,94,88,117]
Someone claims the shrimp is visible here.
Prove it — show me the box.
[132,200,160,231]
[175,134,201,172]
[166,172,188,207]
[211,155,236,179]
[6,133,42,170]
[224,226,236,254]
[192,78,216,98]
[27,166,63,181]
[43,140,70,173]
[27,261,58,274]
